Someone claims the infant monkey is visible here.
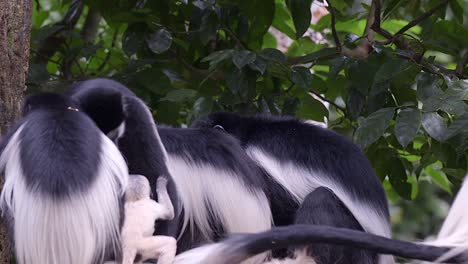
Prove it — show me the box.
[121,175,177,264]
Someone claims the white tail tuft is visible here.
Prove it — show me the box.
[0,126,128,264]
[424,174,468,262]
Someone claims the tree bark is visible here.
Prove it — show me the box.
[0,0,32,262]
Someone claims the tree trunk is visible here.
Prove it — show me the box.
[0,0,32,262]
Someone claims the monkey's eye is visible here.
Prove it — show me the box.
[213,125,225,131]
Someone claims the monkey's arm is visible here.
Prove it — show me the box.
[155,176,175,221]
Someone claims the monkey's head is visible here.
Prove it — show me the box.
[23,93,80,116]
[125,175,151,202]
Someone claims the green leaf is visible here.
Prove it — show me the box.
[226,67,257,100]
[202,49,235,63]
[447,80,468,100]
[262,32,278,49]
[421,112,447,142]
[383,0,404,20]
[238,0,275,44]
[425,164,452,194]
[233,50,257,69]
[160,89,197,102]
[449,0,464,25]
[122,23,146,57]
[272,1,296,39]
[287,38,322,57]
[355,108,395,148]
[291,66,312,90]
[249,57,267,74]
[373,59,414,85]
[259,48,286,62]
[147,29,172,54]
[202,49,235,71]
[192,97,213,118]
[286,0,313,39]
[446,113,468,140]
[346,88,366,119]
[416,73,443,102]
[422,81,468,116]
[388,157,412,200]
[395,108,421,148]
[296,95,328,121]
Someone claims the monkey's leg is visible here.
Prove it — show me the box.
[136,236,177,264]
[121,246,138,264]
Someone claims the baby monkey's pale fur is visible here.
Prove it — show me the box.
[121,175,177,264]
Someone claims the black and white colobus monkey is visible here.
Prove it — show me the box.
[0,93,128,264]
[192,112,392,263]
[65,78,273,255]
[174,173,468,264]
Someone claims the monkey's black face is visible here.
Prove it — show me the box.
[73,89,125,135]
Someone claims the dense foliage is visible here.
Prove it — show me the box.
[28,0,467,239]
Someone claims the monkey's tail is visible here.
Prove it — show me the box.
[0,125,128,264]
[424,174,468,262]
[173,224,468,264]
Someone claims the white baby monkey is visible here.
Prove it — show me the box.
[121,175,177,264]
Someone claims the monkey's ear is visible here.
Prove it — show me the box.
[213,125,225,131]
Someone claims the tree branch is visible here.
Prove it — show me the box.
[340,0,378,58]
[325,0,341,52]
[309,90,346,114]
[81,8,101,45]
[97,29,119,72]
[33,0,83,64]
[456,50,468,78]
[393,0,450,37]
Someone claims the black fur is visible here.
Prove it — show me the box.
[193,112,389,219]
[0,92,124,263]
[193,112,390,262]
[158,126,275,252]
[19,93,101,197]
[294,187,377,264]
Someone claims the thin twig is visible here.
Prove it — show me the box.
[309,90,346,114]
[394,0,450,37]
[340,0,378,58]
[97,29,119,72]
[456,50,468,78]
[223,27,245,49]
[325,0,341,52]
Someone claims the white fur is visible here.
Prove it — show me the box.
[424,173,468,262]
[121,176,176,264]
[166,155,273,242]
[245,147,394,264]
[107,121,126,143]
[0,125,128,264]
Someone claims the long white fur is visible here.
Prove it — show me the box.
[166,155,273,242]
[245,146,394,264]
[424,173,468,262]
[0,124,128,264]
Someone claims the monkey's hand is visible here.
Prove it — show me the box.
[156,176,169,194]
[155,176,174,220]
